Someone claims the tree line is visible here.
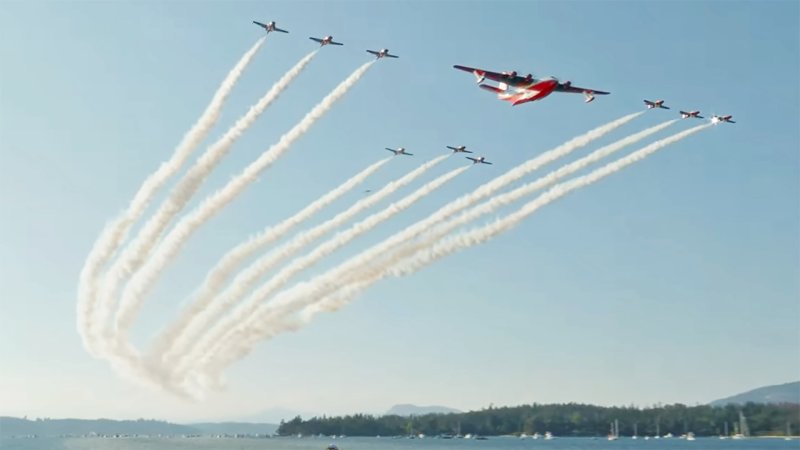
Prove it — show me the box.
[277,402,799,437]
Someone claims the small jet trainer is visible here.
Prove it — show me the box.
[386,147,413,156]
[644,99,670,109]
[453,65,609,106]
[712,114,736,124]
[253,20,289,33]
[367,49,399,59]
[680,110,704,119]
[467,156,492,165]
[447,145,472,154]
[310,36,343,46]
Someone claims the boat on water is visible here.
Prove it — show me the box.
[732,410,750,440]
[608,419,619,441]
[325,445,339,450]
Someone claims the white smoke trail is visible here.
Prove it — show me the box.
[174,154,450,375]
[77,37,266,356]
[415,119,680,250]
[205,123,710,372]
[111,61,375,353]
[194,164,468,375]
[94,50,320,355]
[180,111,646,378]
[185,111,648,361]
[277,111,646,301]
[151,157,391,363]
[308,123,714,315]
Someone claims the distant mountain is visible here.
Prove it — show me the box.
[0,417,198,437]
[385,404,461,416]
[710,381,800,406]
[190,422,278,436]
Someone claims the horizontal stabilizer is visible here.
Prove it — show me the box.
[479,84,504,94]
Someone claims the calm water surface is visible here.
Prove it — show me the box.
[1,437,797,450]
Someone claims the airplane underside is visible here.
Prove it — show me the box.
[479,80,558,106]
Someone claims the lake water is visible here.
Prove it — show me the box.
[1,436,797,450]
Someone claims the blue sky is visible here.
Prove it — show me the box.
[0,1,797,422]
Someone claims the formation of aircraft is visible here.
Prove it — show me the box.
[447,145,472,154]
[367,49,399,59]
[253,20,289,33]
[680,110,704,119]
[644,99,670,110]
[385,147,413,156]
[467,156,493,165]
[254,22,395,57]
[310,36,344,46]
[384,146,495,163]
[250,20,733,122]
[712,115,736,124]
[651,104,735,123]
[453,65,610,106]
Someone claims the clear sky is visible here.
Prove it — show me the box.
[0,1,797,423]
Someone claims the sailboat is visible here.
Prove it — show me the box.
[732,411,749,439]
[720,421,729,439]
[608,419,619,440]
[633,423,638,440]
[786,421,793,441]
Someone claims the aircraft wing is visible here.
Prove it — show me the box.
[330,41,344,46]
[367,50,380,56]
[556,83,610,95]
[385,53,399,58]
[453,65,530,88]
[309,37,324,43]
[447,146,473,153]
[253,21,269,30]
[274,27,289,33]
